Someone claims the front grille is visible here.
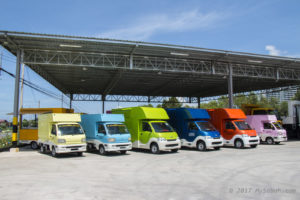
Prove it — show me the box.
[166,144,178,147]
[167,139,177,142]
[66,145,83,148]
[115,144,129,147]
[212,142,222,145]
[213,137,220,139]
[249,140,258,143]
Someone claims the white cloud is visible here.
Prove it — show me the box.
[98,10,226,41]
[265,45,281,56]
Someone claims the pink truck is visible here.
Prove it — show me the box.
[246,115,287,144]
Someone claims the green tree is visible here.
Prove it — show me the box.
[161,97,183,108]
[292,89,300,100]
[140,104,153,107]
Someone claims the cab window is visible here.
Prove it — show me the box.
[263,123,274,130]
[98,124,106,134]
[51,125,57,135]
[225,121,235,130]
[188,122,198,131]
[142,122,152,132]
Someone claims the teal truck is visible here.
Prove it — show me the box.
[111,107,181,154]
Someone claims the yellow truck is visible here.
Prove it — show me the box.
[38,113,86,157]
[19,108,74,149]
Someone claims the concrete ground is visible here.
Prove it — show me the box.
[0,141,299,200]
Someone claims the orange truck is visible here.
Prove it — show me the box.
[208,108,259,148]
[19,108,74,149]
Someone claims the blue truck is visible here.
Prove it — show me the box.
[166,108,223,151]
[80,114,132,155]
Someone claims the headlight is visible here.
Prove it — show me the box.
[157,137,166,141]
[108,138,116,142]
[205,136,212,139]
[81,138,86,142]
[242,134,249,137]
[57,139,66,143]
[128,137,131,141]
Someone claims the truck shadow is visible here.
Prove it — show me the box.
[179,146,222,152]
[130,148,180,155]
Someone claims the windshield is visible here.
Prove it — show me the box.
[253,109,276,115]
[151,122,174,133]
[273,122,284,130]
[196,121,216,131]
[234,121,252,130]
[58,124,84,135]
[106,124,129,134]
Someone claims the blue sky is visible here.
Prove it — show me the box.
[1,0,300,120]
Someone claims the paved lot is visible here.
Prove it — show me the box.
[0,141,299,200]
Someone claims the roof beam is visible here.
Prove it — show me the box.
[102,70,122,96]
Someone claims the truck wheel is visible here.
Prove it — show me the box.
[40,145,45,153]
[274,142,280,145]
[31,141,38,150]
[77,152,83,156]
[171,149,179,153]
[250,144,257,148]
[234,139,244,149]
[266,137,274,145]
[120,150,127,154]
[196,141,206,151]
[99,145,106,155]
[150,143,160,154]
[214,147,220,150]
[51,147,57,157]
[87,143,93,152]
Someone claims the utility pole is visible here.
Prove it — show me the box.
[20,63,25,108]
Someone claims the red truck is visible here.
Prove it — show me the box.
[208,108,259,148]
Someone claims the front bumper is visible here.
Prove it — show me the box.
[243,136,260,147]
[158,139,181,150]
[55,144,87,153]
[104,142,132,152]
[205,138,223,148]
[273,135,287,142]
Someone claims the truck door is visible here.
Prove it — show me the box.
[187,121,198,141]
[97,124,106,142]
[223,121,236,140]
[263,122,274,135]
[50,124,57,144]
[140,122,152,146]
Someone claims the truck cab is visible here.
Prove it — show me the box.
[112,107,181,154]
[38,113,86,157]
[208,109,259,149]
[80,114,132,155]
[246,115,287,144]
[166,108,223,151]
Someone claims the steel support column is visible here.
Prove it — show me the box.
[228,64,234,108]
[102,95,106,114]
[69,94,73,109]
[197,97,201,108]
[12,49,23,146]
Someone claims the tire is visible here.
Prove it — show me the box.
[77,152,83,156]
[250,144,257,148]
[51,146,57,157]
[99,145,106,155]
[87,143,93,152]
[234,139,244,149]
[196,141,206,151]
[266,137,274,145]
[31,141,38,150]
[40,144,45,153]
[150,143,160,154]
[171,149,179,153]
[214,147,220,150]
[275,142,280,145]
[120,150,127,154]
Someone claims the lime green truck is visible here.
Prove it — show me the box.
[111,107,181,154]
[38,113,87,157]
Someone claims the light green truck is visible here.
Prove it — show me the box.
[38,113,87,157]
[111,107,181,154]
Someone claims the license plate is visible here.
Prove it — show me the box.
[71,148,79,151]
[120,147,126,149]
